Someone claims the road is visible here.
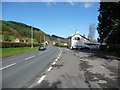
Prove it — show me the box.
[30,48,119,89]
[1,45,60,88]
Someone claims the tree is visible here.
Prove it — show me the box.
[4,32,10,41]
[35,31,44,43]
[88,23,95,41]
[13,30,21,38]
[97,2,120,44]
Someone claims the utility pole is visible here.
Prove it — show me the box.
[40,36,41,43]
[44,33,45,45]
[31,26,33,48]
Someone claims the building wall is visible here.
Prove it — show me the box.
[68,34,90,49]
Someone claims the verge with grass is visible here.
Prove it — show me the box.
[0,47,39,58]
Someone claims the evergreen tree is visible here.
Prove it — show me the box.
[97,2,120,44]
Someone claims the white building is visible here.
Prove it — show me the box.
[68,31,91,49]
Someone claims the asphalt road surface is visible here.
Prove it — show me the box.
[1,45,60,88]
[30,48,119,89]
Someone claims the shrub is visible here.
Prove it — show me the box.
[1,41,43,48]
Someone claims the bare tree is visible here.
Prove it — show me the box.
[88,23,95,41]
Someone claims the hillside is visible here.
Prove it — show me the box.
[1,20,67,44]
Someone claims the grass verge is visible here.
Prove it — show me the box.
[0,47,39,58]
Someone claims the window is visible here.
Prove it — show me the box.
[74,37,80,40]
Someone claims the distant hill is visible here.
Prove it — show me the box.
[1,20,44,38]
[51,35,64,40]
[1,20,67,43]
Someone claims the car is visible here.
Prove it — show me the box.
[38,46,46,51]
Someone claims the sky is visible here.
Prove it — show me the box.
[2,2,100,39]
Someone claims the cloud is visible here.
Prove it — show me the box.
[83,3,92,8]
[44,0,56,6]
[46,2,56,6]
[68,2,75,6]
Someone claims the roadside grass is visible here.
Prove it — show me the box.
[0,47,39,58]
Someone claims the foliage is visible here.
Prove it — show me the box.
[13,30,21,38]
[1,20,44,39]
[55,43,60,47]
[0,41,43,48]
[3,32,11,41]
[97,2,120,45]
[35,31,44,43]
[55,42,68,48]
[1,20,67,44]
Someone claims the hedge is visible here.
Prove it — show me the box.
[0,41,43,48]
[100,44,120,53]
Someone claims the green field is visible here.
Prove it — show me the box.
[0,47,39,58]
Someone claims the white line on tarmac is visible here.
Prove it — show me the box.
[55,58,58,62]
[35,48,62,84]
[38,52,43,55]
[25,55,35,61]
[47,67,53,72]
[0,63,16,70]
[52,62,56,65]
[37,75,46,83]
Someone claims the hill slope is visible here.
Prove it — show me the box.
[1,20,67,43]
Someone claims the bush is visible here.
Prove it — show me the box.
[100,44,120,53]
[0,41,43,48]
[55,43,60,47]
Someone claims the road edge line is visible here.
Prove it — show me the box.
[37,75,46,84]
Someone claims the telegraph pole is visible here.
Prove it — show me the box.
[44,33,45,45]
[31,26,33,48]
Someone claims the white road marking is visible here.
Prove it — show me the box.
[0,63,16,70]
[25,55,35,61]
[47,67,53,72]
[37,75,46,83]
[57,57,59,59]
[55,58,58,62]
[36,48,62,84]
[52,62,56,65]
[38,52,43,55]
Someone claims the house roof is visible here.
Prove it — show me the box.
[68,33,91,41]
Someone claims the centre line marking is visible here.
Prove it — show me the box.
[37,75,46,83]
[25,55,35,60]
[55,58,58,62]
[52,62,56,65]
[47,67,53,72]
[38,52,43,55]
[0,63,16,70]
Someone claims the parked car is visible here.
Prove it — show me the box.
[38,46,46,51]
